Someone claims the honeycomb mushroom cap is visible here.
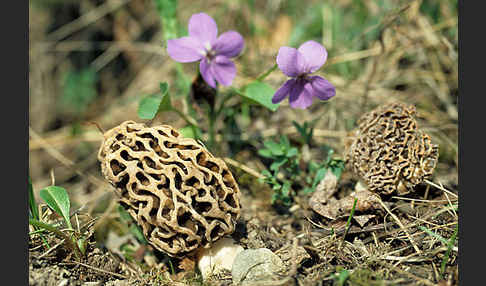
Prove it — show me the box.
[98,121,241,257]
[344,102,439,195]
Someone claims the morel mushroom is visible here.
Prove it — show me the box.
[98,121,241,258]
[344,102,439,195]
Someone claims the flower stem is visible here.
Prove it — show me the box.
[256,63,278,82]
[29,218,82,260]
[208,107,216,150]
[173,108,199,128]
[215,92,236,119]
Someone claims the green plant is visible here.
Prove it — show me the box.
[339,198,358,249]
[28,184,87,260]
[419,224,458,277]
[28,176,39,221]
[117,205,148,245]
[259,136,300,174]
[258,135,345,206]
[292,120,316,145]
[332,267,350,286]
[258,135,300,206]
[302,148,345,194]
[139,1,286,153]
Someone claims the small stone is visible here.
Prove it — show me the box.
[231,248,284,285]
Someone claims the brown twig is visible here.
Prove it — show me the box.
[376,260,435,286]
[61,261,128,279]
[378,199,422,254]
[29,127,106,187]
[223,157,265,179]
[47,0,132,42]
[83,121,105,135]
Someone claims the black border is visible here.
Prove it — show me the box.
[9,0,29,284]
[458,0,477,285]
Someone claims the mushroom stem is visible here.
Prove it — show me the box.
[196,237,244,280]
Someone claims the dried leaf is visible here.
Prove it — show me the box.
[353,215,376,228]
[341,190,382,213]
[309,172,382,220]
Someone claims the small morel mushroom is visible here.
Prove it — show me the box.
[344,102,439,195]
[98,121,241,258]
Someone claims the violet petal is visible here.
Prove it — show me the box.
[276,47,306,77]
[212,31,244,58]
[167,37,204,63]
[272,79,295,104]
[298,40,328,73]
[188,13,218,46]
[200,59,217,88]
[210,55,236,86]
[309,76,336,100]
[289,81,313,109]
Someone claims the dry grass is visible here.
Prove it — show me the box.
[29,0,458,285]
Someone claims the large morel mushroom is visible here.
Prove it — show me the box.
[344,102,439,195]
[98,121,241,257]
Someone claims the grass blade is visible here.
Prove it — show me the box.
[28,176,39,220]
[418,226,449,245]
[440,224,458,276]
[339,198,358,249]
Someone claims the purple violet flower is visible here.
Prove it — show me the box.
[272,40,336,109]
[167,13,244,88]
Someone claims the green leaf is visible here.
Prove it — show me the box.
[271,192,278,204]
[280,135,290,148]
[258,149,273,158]
[286,147,298,158]
[117,205,133,222]
[159,82,171,110]
[335,269,350,286]
[39,186,72,229]
[272,183,282,190]
[28,176,39,220]
[270,158,288,172]
[242,81,279,111]
[130,224,148,244]
[281,181,291,196]
[138,94,162,120]
[77,237,87,255]
[301,187,314,195]
[263,141,284,156]
[312,168,328,188]
[329,159,345,179]
[178,125,196,139]
[137,82,171,120]
[118,204,148,244]
[308,161,319,173]
[261,169,272,178]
